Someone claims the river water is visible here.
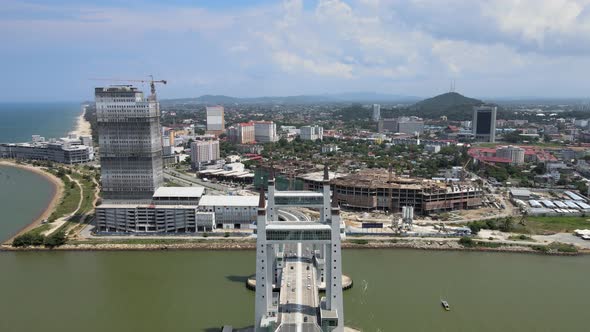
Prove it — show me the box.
[1,168,590,332]
[0,165,55,240]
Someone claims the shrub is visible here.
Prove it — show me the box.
[224,232,230,238]
[532,245,549,253]
[548,242,578,253]
[458,236,474,246]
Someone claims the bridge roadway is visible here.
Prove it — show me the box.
[276,243,322,332]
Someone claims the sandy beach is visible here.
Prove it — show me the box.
[0,160,64,244]
[69,106,92,137]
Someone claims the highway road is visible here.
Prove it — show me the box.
[277,209,311,222]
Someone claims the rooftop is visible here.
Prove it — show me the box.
[199,195,259,207]
[274,191,324,197]
[266,222,331,231]
[297,171,345,182]
[153,186,205,198]
[509,188,532,197]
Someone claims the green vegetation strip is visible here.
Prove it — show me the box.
[525,216,590,234]
[508,234,535,242]
[70,238,253,246]
[459,237,578,253]
[465,215,590,235]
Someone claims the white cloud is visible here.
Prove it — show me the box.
[431,40,530,76]
[2,0,590,99]
[482,0,590,46]
[272,51,354,78]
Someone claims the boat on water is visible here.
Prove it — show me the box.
[441,300,450,311]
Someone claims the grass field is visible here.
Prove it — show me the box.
[47,176,81,222]
[525,216,590,234]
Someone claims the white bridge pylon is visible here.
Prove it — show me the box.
[254,166,344,332]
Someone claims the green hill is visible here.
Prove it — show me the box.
[411,92,484,120]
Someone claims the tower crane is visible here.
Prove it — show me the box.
[90,75,167,96]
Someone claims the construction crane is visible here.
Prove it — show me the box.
[90,75,167,96]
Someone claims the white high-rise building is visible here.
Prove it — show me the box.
[372,104,381,122]
[253,121,278,143]
[227,122,255,144]
[206,106,225,134]
[95,85,163,199]
[496,145,525,165]
[190,140,220,168]
[300,125,324,141]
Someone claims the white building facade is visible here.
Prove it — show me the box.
[300,125,324,141]
[372,104,381,122]
[206,106,225,134]
[253,121,278,143]
[496,145,525,165]
[190,139,220,169]
[198,195,259,229]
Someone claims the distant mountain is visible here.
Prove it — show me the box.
[411,92,485,120]
[161,92,421,105]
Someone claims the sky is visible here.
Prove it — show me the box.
[1,0,590,101]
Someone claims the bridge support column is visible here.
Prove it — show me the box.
[323,191,344,331]
[255,189,275,331]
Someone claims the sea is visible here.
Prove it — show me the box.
[0,102,81,143]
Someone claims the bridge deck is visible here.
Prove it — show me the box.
[277,243,322,332]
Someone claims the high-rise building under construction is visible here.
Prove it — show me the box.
[95,85,163,199]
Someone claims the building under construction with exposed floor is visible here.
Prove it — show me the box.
[300,168,483,215]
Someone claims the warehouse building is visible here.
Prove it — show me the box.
[198,195,259,229]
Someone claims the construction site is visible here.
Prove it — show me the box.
[299,168,483,216]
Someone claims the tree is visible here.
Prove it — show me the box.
[12,232,45,247]
[467,223,481,235]
[43,231,66,248]
[499,217,514,232]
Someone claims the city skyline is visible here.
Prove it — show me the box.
[2,0,590,101]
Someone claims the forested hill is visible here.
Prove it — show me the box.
[410,92,486,120]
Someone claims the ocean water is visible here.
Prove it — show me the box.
[0,102,81,143]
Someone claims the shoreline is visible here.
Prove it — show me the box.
[1,237,586,256]
[69,106,92,137]
[0,160,64,245]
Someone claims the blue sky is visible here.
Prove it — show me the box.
[1,0,590,101]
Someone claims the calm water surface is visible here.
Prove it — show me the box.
[1,249,589,332]
[0,165,54,241]
[1,171,589,332]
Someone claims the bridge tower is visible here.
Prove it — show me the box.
[322,168,344,331]
[254,165,345,331]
